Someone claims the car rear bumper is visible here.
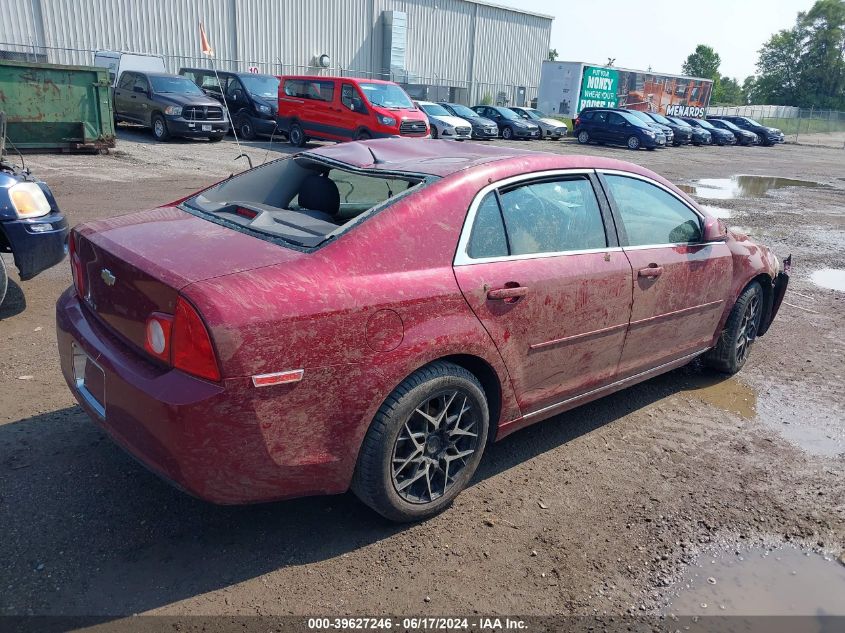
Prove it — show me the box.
[56,288,351,504]
[2,211,68,280]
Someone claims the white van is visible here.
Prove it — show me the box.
[93,50,166,86]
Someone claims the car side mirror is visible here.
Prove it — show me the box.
[233,89,243,101]
[702,216,727,242]
[133,85,146,94]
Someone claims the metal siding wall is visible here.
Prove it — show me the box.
[0,0,42,49]
[472,3,550,86]
[38,0,233,70]
[372,0,474,83]
[235,0,373,75]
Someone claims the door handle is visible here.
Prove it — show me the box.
[487,285,528,302]
[130,95,137,99]
[638,265,664,278]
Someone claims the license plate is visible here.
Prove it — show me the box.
[72,343,105,417]
[202,124,212,132]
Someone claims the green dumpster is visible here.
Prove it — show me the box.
[0,59,115,152]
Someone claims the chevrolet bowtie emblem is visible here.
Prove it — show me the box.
[100,269,116,286]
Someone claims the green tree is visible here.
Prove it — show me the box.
[755,28,806,105]
[741,76,757,104]
[713,76,743,104]
[548,48,558,61]
[682,44,721,80]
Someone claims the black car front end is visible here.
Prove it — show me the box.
[1,163,68,282]
[471,120,500,139]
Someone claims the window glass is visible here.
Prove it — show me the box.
[498,178,607,255]
[117,73,134,90]
[467,193,508,259]
[579,111,594,121]
[607,112,625,125]
[150,76,201,95]
[133,75,149,93]
[284,79,334,102]
[593,111,607,123]
[604,175,702,245]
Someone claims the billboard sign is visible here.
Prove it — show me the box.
[578,66,619,110]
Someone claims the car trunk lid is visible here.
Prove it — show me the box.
[74,205,302,352]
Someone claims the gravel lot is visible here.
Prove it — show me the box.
[1,128,843,619]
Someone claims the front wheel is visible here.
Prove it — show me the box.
[288,122,306,147]
[151,114,170,142]
[501,126,514,140]
[705,281,764,374]
[577,130,590,144]
[352,361,490,522]
[627,135,640,150]
[237,116,256,140]
[430,126,439,139]
[0,256,8,307]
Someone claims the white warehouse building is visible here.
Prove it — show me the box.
[0,0,552,105]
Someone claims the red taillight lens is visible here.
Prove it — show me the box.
[69,231,86,298]
[144,313,174,363]
[171,297,221,382]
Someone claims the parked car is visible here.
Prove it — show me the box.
[509,107,568,139]
[438,102,499,139]
[180,68,279,140]
[277,76,428,146]
[93,50,165,87]
[600,108,674,146]
[471,105,541,139]
[0,136,68,306]
[575,109,666,150]
[57,139,790,521]
[710,116,784,146]
[113,71,229,142]
[643,111,693,146]
[681,118,736,146]
[416,101,471,140]
[706,118,758,146]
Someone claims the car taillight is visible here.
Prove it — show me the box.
[69,231,86,298]
[143,297,220,382]
[172,297,221,381]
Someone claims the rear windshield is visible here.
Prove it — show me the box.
[182,157,427,249]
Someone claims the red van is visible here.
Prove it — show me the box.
[277,76,429,146]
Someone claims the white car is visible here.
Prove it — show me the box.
[416,101,472,140]
[510,107,568,140]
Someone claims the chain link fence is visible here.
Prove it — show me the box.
[709,104,845,148]
[0,41,537,108]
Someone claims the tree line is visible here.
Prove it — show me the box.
[681,0,845,108]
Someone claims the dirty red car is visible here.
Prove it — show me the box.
[56,139,790,521]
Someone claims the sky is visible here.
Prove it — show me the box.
[496,0,815,80]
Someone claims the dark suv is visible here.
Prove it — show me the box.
[471,105,541,139]
[113,72,229,142]
[680,118,736,146]
[439,102,499,139]
[575,109,666,150]
[705,118,758,146]
[710,116,784,146]
[180,68,279,140]
[643,111,694,145]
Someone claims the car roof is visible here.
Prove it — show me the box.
[141,72,185,79]
[302,138,661,179]
[281,75,394,85]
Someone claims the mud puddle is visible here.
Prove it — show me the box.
[682,374,756,419]
[666,547,845,616]
[679,176,823,199]
[811,268,845,292]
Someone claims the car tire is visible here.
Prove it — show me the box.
[502,126,513,140]
[704,281,764,375]
[355,129,372,141]
[577,130,589,144]
[208,134,225,142]
[430,126,439,139]
[151,114,170,142]
[0,256,8,307]
[288,122,306,147]
[352,361,490,522]
[627,135,640,150]
[237,115,256,141]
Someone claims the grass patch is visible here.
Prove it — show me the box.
[761,116,845,135]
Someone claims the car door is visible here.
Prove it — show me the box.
[113,72,135,120]
[453,171,633,415]
[340,82,368,137]
[132,74,152,125]
[600,172,733,377]
[606,112,630,144]
[589,110,610,141]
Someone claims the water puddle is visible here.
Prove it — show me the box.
[700,204,733,219]
[679,176,823,200]
[811,268,845,292]
[685,376,756,419]
[667,547,845,616]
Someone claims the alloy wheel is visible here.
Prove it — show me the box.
[627,136,640,150]
[154,119,165,138]
[391,389,480,505]
[736,292,760,364]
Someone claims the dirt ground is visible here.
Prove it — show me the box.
[1,128,843,620]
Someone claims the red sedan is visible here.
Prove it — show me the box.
[56,139,789,521]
